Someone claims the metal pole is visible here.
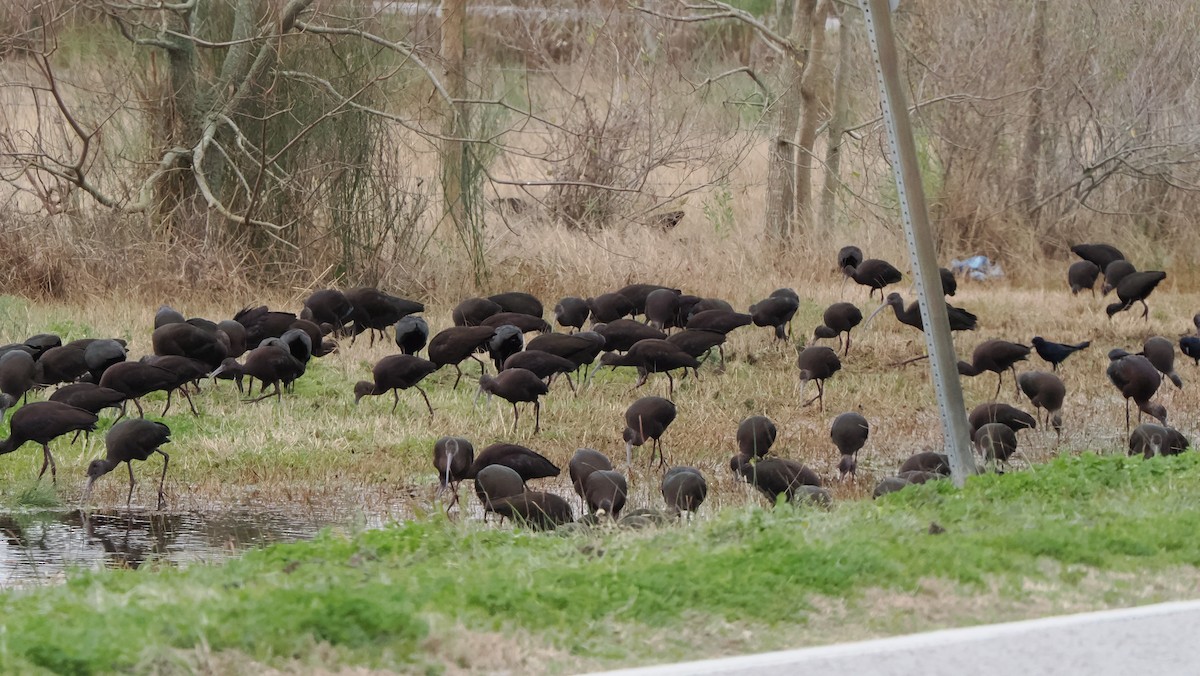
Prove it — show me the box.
[860,0,977,484]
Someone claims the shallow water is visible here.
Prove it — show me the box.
[0,508,353,588]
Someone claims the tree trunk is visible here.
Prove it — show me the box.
[1018,0,1046,232]
[820,6,852,234]
[440,0,481,282]
[793,0,832,236]
[764,0,816,241]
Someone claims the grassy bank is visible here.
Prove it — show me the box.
[2,452,1199,674]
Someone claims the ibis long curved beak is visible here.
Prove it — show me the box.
[862,301,890,330]
[81,476,96,510]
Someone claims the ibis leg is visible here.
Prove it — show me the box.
[127,461,136,508]
[156,450,169,510]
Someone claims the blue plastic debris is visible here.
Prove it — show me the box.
[951,255,1003,282]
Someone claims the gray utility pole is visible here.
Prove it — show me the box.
[860,0,977,485]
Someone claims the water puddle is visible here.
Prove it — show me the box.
[0,508,354,588]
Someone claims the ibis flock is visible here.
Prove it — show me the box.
[0,242,1190,530]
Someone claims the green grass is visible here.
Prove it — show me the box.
[2,452,1200,673]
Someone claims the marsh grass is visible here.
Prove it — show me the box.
[1,453,1200,673]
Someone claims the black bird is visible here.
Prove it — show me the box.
[503,351,579,390]
[217,320,248,358]
[301,289,354,333]
[736,415,777,458]
[1106,271,1167,320]
[154,306,186,328]
[837,245,864,272]
[569,448,612,505]
[899,451,950,475]
[688,297,734,316]
[1071,243,1125,271]
[616,283,674,317]
[474,464,526,509]
[49,383,126,417]
[749,295,800,341]
[939,267,957,296]
[865,293,978,332]
[623,396,676,467]
[968,403,1037,438]
[1107,349,1167,433]
[1068,261,1101,296]
[587,293,636,323]
[1017,371,1066,436]
[1100,260,1137,296]
[731,455,822,505]
[665,329,727,367]
[584,470,627,518]
[843,258,902,300]
[553,297,590,332]
[481,312,551,334]
[433,436,474,510]
[686,310,752,335]
[1142,336,1182,389]
[488,292,543,318]
[645,288,683,331]
[813,302,863,356]
[394,316,430,356]
[467,443,560,481]
[35,344,89,386]
[487,492,574,530]
[23,333,61,359]
[237,341,306,403]
[831,412,869,479]
[344,288,424,344]
[0,350,36,410]
[1031,337,1090,371]
[354,355,439,415]
[956,340,1031,399]
[233,306,297,347]
[0,401,97,482]
[83,339,128,383]
[661,466,707,516]
[138,355,209,415]
[595,319,667,352]
[452,297,502,327]
[99,361,184,417]
[526,332,606,379]
[427,326,497,388]
[487,325,525,372]
[797,346,841,409]
[478,368,549,434]
[599,339,699,397]
[974,422,1018,467]
[83,419,172,509]
[1128,424,1189,459]
[1181,336,1200,365]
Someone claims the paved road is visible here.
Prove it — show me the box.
[585,600,1200,676]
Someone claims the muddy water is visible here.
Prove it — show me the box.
[0,508,357,588]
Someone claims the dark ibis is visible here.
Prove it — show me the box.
[217,320,247,358]
[598,339,699,397]
[623,396,676,467]
[974,422,1018,468]
[569,448,612,504]
[99,361,183,417]
[503,351,578,390]
[474,464,526,509]
[553,297,590,332]
[488,292,543,318]
[233,306,296,347]
[1100,260,1137,295]
[1017,371,1066,436]
[661,466,707,516]
[481,312,551,334]
[1106,349,1167,433]
[1071,243,1125,271]
[394,315,429,356]
[1128,424,1189,459]
[354,355,438,415]
[899,451,950,475]
[49,383,126,417]
[1181,336,1200,365]
[427,326,496,388]
[301,289,354,332]
[1068,261,1101,296]
[831,412,869,479]
[23,334,61,359]
[487,325,525,371]
[616,284,674,316]
[1031,337,1090,371]
[731,455,822,505]
[865,293,978,332]
[689,297,734,317]
[138,355,209,415]
[0,401,97,482]
[587,293,636,323]
[939,267,957,296]
[478,368,549,434]
[35,344,89,386]
[686,309,752,335]
[968,403,1036,438]
[83,419,171,509]
[584,470,627,518]
[1106,271,1167,320]
[812,302,863,356]
[736,415,777,458]
[898,470,946,485]
[645,288,683,331]
[749,295,799,341]
[956,339,1031,399]
[594,320,666,352]
[467,443,560,481]
[237,341,306,403]
[796,345,841,409]
[154,306,185,328]
[0,350,36,409]
[82,339,127,383]
[344,288,424,344]
[873,476,911,498]
[665,329,727,367]
[452,297,503,327]
[487,492,574,530]
[1142,336,1182,389]
[433,436,474,510]
[843,258,902,300]
[837,245,863,272]
[526,332,606,375]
